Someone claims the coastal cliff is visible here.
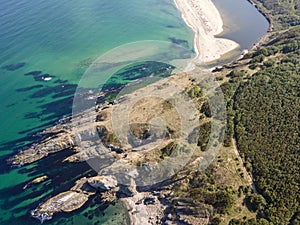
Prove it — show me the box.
[9,73,213,224]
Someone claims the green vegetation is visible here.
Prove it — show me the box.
[173,168,236,215]
[217,26,300,224]
[160,141,178,159]
[171,2,300,224]
[245,193,266,213]
[197,122,211,150]
[188,85,203,98]
[188,121,212,150]
[96,125,120,147]
[234,48,300,223]
[200,100,212,118]
[253,0,300,28]
[180,8,300,223]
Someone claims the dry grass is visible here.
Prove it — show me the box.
[213,145,256,224]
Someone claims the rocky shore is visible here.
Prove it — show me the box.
[8,132,75,166]
[30,175,118,223]
[9,73,209,224]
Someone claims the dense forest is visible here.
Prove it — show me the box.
[217,13,300,225]
[169,0,300,224]
[253,0,300,28]
[216,0,300,224]
[224,26,300,224]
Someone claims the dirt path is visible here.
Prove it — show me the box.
[232,138,258,193]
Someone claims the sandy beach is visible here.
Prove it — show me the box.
[174,0,240,64]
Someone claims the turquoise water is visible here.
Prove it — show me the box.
[0,0,193,224]
[0,0,269,224]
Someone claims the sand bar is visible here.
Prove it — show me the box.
[174,0,239,64]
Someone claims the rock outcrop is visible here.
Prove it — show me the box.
[9,73,205,224]
[87,175,118,191]
[8,132,75,166]
[31,191,89,223]
[31,175,118,223]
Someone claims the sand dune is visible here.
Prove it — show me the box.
[174,0,240,65]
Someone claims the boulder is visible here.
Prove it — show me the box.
[87,175,118,191]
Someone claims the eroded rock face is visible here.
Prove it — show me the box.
[87,175,118,191]
[30,175,119,222]
[8,133,75,166]
[10,73,203,224]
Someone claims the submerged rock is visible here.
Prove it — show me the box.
[2,62,26,71]
[24,70,55,81]
[23,175,48,190]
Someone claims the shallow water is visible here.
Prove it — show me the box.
[0,0,193,224]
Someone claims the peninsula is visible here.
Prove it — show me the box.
[10,73,212,224]
[174,0,240,64]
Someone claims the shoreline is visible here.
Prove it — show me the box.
[245,0,273,32]
[174,0,240,66]
[6,1,275,225]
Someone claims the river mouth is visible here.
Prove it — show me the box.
[213,0,269,50]
[201,0,269,66]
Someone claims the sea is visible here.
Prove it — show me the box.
[0,0,269,224]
